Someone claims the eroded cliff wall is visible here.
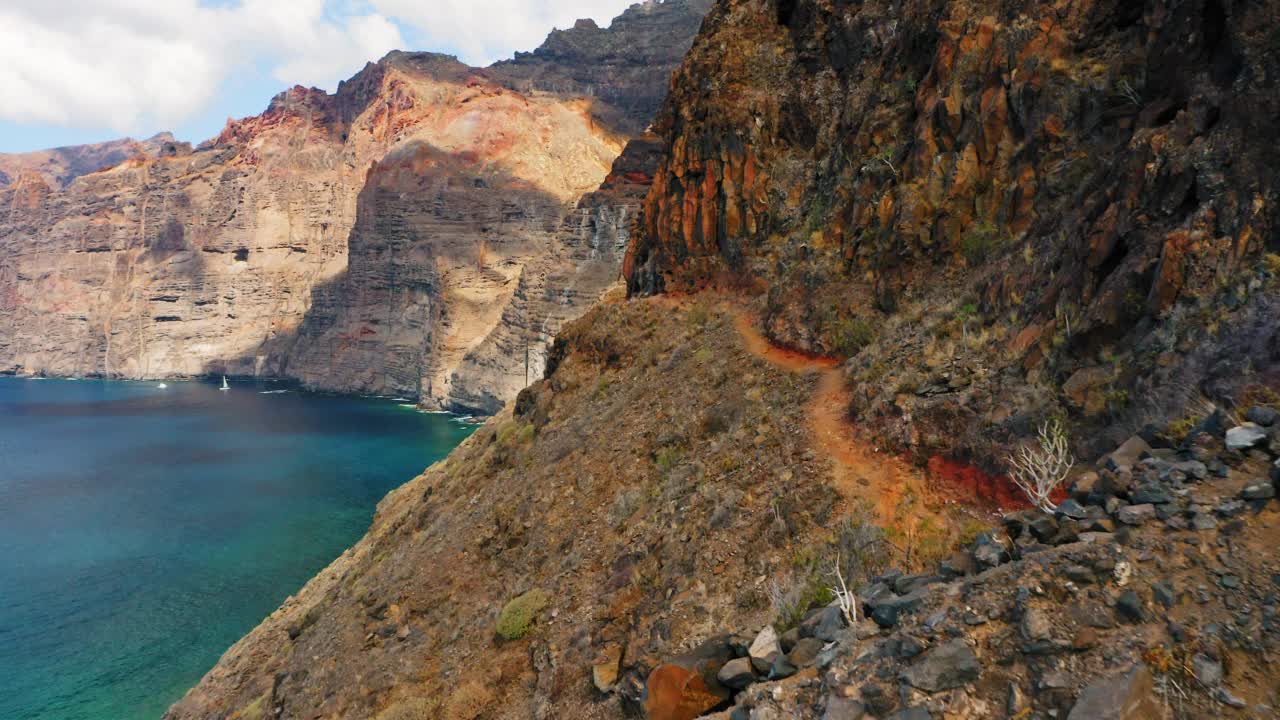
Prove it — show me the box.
[0,0,711,412]
[627,0,1280,460]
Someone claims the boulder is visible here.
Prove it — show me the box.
[1246,406,1278,426]
[1130,484,1173,504]
[869,589,928,628]
[901,640,981,692]
[800,606,847,641]
[1066,666,1161,720]
[715,657,756,690]
[1115,590,1145,623]
[1242,482,1275,501]
[593,644,624,692]
[748,626,780,663]
[1191,654,1223,687]
[779,627,800,654]
[1021,608,1052,641]
[788,637,825,667]
[1055,498,1091,519]
[1103,436,1152,471]
[644,664,730,720]
[1225,423,1267,450]
[1117,504,1156,525]
[768,653,798,680]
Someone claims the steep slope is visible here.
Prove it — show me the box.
[626,0,1280,462]
[0,0,711,412]
[167,1,1280,719]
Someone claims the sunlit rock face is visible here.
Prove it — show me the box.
[0,0,712,412]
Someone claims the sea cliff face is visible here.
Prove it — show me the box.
[0,0,712,412]
[161,1,1280,719]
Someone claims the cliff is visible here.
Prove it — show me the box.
[626,0,1280,462]
[165,0,1280,719]
[0,0,711,412]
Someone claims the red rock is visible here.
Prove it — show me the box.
[643,664,727,720]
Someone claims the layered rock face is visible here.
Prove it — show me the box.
[627,0,1280,460]
[160,2,1280,720]
[0,132,187,189]
[0,0,710,412]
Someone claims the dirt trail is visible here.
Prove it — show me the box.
[731,312,937,537]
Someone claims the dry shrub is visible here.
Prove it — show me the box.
[444,682,493,720]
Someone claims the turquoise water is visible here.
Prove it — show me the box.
[0,377,476,720]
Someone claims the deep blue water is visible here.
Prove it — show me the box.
[0,377,476,720]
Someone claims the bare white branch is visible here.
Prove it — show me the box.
[1007,420,1075,513]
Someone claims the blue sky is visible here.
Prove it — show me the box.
[0,1,638,153]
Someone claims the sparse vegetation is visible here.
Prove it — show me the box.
[832,317,876,357]
[654,446,683,476]
[960,222,1004,264]
[376,696,440,720]
[443,682,493,720]
[496,589,548,640]
[1008,420,1075,513]
[767,573,834,631]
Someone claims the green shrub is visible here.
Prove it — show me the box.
[496,589,548,640]
[960,222,1003,264]
[832,317,876,357]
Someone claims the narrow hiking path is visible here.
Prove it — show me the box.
[642,291,979,564]
[730,311,944,549]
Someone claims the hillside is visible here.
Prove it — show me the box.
[0,0,712,413]
[168,0,1280,719]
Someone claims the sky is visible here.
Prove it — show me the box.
[0,0,640,153]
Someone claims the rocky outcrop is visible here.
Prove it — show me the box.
[0,0,710,412]
[0,132,185,189]
[626,0,1280,463]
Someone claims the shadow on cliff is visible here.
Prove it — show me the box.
[201,141,583,406]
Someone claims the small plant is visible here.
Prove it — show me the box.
[1263,253,1280,277]
[960,222,1003,264]
[654,446,683,476]
[686,302,712,328]
[832,317,876,357]
[767,574,834,631]
[443,682,494,720]
[1007,420,1075,514]
[496,589,548,640]
[828,552,857,624]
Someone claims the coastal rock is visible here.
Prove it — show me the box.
[0,2,710,414]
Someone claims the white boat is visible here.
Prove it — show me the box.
[219,376,230,391]
[157,383,168,389]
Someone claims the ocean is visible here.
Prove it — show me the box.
[0,377,476,720]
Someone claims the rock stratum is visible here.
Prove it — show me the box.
[138,0,1280,718]
[0,0,712,412]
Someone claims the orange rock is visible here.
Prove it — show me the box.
[643,664,726,720]
[1149,230,1190,316]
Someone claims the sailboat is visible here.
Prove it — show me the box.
[219,376,230,391]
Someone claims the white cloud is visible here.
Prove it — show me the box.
[0,0,404,135]
[372,0,639,67]
[0,0,643,138]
